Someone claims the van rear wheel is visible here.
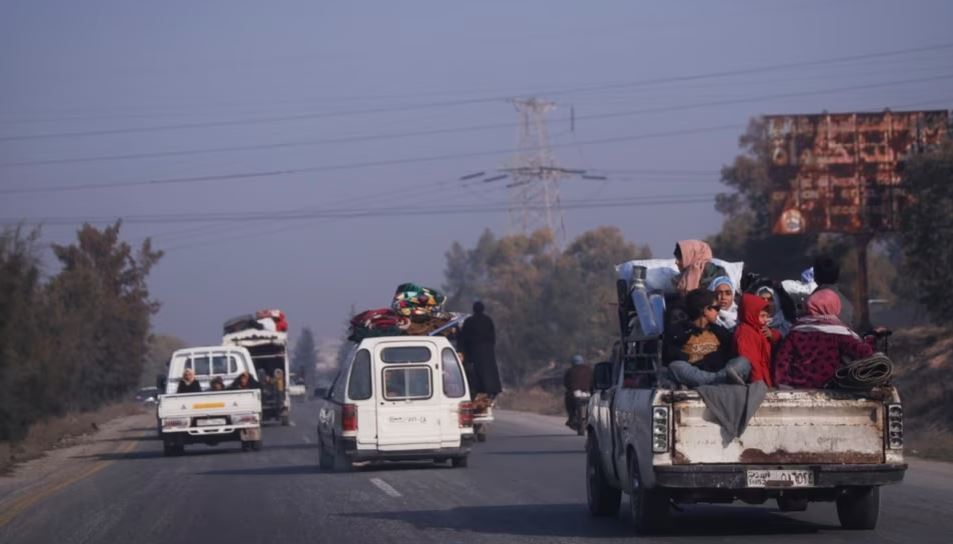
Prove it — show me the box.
[318,437,334,470]
[836,486,880,530]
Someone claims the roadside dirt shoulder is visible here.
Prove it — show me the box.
[0,410,154,513]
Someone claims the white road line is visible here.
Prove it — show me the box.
[302,436,312,444]
[369,477,402,498]
[290,421,297,427]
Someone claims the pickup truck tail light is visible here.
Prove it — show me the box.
[162,417,191,429]
[886,404,903,449]
[651,405,670,453]
[342,404,358,432]
[233,413,260,425]
[458,402,474,428]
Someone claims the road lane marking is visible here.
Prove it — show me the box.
[369,477,402,498]
[302,436,312,444]
[0,440,138,528]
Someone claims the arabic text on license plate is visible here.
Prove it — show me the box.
[198,418,227,427]
[746,469,814,488]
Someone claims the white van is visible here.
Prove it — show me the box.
[316,336,474,470]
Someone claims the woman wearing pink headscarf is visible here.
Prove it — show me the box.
[773,289,875,389]
[674,240,725,296]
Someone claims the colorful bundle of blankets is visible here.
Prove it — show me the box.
[391,283,447,322]
[347,283,453,342]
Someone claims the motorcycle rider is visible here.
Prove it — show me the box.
[563,354,593,427]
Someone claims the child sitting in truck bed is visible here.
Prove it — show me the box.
[663,288,751,388]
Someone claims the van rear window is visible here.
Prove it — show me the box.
[382,367,432,400]
[380,346,431,363]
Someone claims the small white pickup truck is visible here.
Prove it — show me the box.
[316,336,475,470]
[157,346,263,456]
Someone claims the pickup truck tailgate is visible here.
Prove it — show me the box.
[672,390,885,465]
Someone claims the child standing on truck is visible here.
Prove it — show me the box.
[734,293,780,387]
[664,289,751,387]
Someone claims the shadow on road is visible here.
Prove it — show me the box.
[342,503,829,538]
[485,450,581,456]
[199,465,321,476]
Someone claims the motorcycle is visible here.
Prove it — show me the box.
[568,389,591,436]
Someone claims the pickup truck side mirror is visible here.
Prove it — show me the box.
[313,387,329,399]
[593,362,614,391]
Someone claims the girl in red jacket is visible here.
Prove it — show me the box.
[734,293,781,387]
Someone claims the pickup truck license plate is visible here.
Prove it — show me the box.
[746,469,814,488]
[197,418,227,427]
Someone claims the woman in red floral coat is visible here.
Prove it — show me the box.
[773,289,874,389]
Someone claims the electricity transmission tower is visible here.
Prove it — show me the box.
[505,97,567,248]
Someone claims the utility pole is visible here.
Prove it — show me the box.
[506,97,567,249]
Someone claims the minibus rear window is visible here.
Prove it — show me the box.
[380,346,431,364]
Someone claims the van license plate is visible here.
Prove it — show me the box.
[197,418,226,426]
[746,469,814,488]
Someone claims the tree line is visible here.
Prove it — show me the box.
[442,226,649,387]
[0,222,161,442]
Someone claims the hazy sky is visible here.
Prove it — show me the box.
[2,0,952,345]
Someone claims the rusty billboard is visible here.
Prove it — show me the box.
[767,110,950,235]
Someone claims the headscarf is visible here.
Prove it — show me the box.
[756,286,791,336]
[801,267,815,285]
[792,289,858,338]
[709,276,738,329]
[675,240,713,295]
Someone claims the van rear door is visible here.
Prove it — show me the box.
[374,343,443,451]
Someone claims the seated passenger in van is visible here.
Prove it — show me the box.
[673,240,726,297]
[709,276,738,330]
[773,289,874,389]
[273,369,286,393]
[734,294,779,388]
[177,368,203,393]
[663,288,751,387]
[229,371,260,390]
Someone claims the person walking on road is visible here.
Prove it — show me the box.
[563,355,593,426]
[458,301,503,397]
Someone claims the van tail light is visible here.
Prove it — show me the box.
[342,404,358,432]
[458,402,474,428]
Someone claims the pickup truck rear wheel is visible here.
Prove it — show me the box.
[836,486,880,530]
[586,437,621,517]
[451,455,469,468]
[628,453,671,534]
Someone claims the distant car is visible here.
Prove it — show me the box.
[135,386,159,404]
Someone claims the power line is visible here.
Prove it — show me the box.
[2,41,952,143]
[4,73,950,170]
[1,193,718,227]
[0,124,747,195]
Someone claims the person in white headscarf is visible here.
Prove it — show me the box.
[756,286,792,337]
[709,276,738,330]
[781,267,818,317]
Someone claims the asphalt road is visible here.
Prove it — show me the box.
[2,401,952,544]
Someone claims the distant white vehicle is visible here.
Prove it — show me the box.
[157,346,263,456]
[316,336,475,470]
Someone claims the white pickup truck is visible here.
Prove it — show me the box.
[585,313,906,533]
[157,346,263,456]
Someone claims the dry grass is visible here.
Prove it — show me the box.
[0,402,146,474]
[496,387,565,416]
